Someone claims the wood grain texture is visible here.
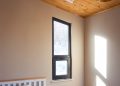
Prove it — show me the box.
[42,0,120,17]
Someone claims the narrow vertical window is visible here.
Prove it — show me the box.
[52,17,72,80]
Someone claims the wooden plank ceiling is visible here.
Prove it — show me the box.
[42,0,120,17]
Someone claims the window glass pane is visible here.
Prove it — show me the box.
[56,61,68,76]
[54,21,69,55]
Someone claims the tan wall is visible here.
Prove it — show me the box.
[85,6,120,86]
[0,0,84,86]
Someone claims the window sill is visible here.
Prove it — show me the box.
[50,79,73,83]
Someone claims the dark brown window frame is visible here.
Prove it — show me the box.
[52,17,72,80]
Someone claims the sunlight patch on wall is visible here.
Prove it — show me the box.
[94,35,107,78]
[96,76,106,86]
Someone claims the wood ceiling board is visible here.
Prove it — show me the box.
[42,0,120,17]
[43,0,89,17]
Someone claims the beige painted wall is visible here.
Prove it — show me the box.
[85,6,120,86]
[0,0,84,86]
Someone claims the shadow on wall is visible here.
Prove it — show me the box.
[94,35,107,86]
